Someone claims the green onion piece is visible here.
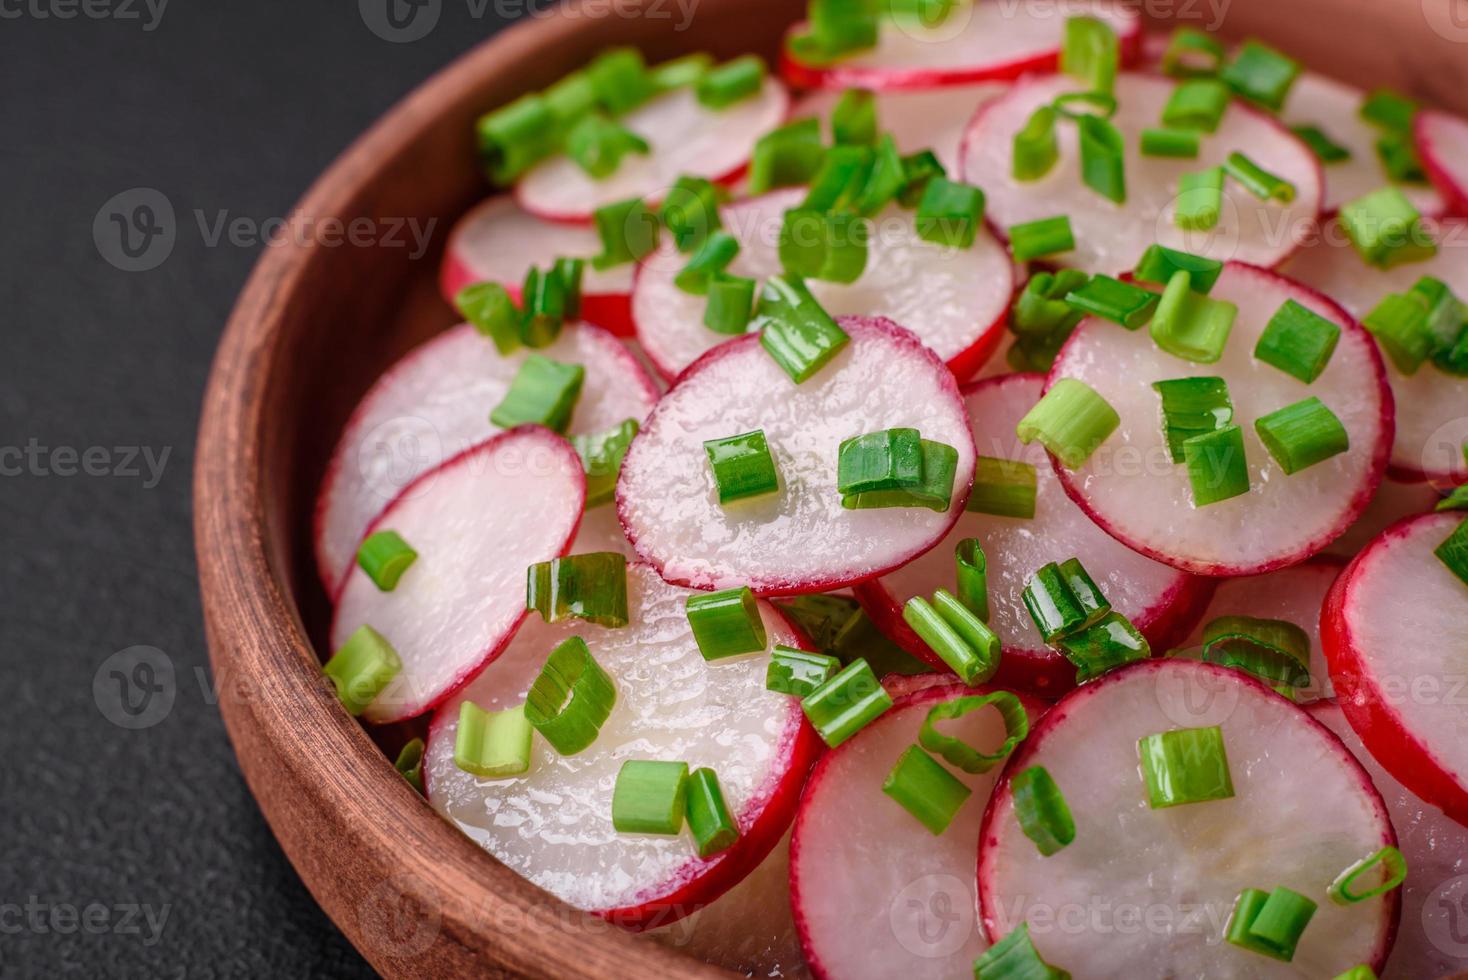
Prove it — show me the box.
[774,593,861,652]
[454,702,533,778]
[1078,115,1126,204]
[519,265,568,348]
[1175,166,1225,231]
[767,646,841,697]
[837,427,924,495]
[1328,846,1409,904]
[1201,614,1312,687]
[587,47,655,115]
[612,760,689,835]
[1360,87,1418,132]
[919,691,1028,774]
[842,439,958,512]
[916,177,986,249]
[572,418,640,508]
[1152,376,1234,463]
[972,923,1068,978]
[1162,79,1230,133]
[1254,299,1342,383]
[882,745,972,835]
[1244,887,1317,962]
[753,275,850,384]
[1410,276,1468,363]
[555,257,585,322]
[489,354,584,433]
[545,70,598,128]
[830,605,932,677]
[1059,611,1150,682]
[1434,517,1468,587]
[394,738,425,794]
[804,144,874,212]
[1060,16,1119,95]
[1141,127,1201,158]
[955,539,990,620]
[1225,889,1271,950]
[852,134,907,216]
[704,274,757,335]
[902,592,1000,685]
[1331,967,1378,980]
[1063,275,1159,329]
[1339,187,1437,269]
[1011,765,1075,856]
[675,230,740,295]
[888,0,959,27]
[591,196,661,270]
[1052,91,1119,121]
[1255,396,1350,475]
[1224,152,1297,203]
[526,552,630,628]
[1220,39,1301,111]
[524,636,618,755]
[1161,27,1225,78]
[899,149,947,208]
[1015,378,1119,469]
[1011,269,1090,351]
[456,282,521,355]
[1151,270,1238,364]
[1438,484,1468,513]
[649,52,712,92]
[323,625,401,716]
[659,175,724,253]
[748,118,826,195]
[1137,725,1235,808]
[1375,132,1428,183]
[780,209,870,283]
[685,767,739,856]
[687,586,767,660]
[476,94,559,185]
[1183,424,1250,506]
[832,87,878,145]
[1010,215,1075,263]
[1134,245,1223,294]
[967,457,1037,519]
[1292,124,1353,163]
[695,55,766,109]
[1363,292,1433,374]
[704,429,781,504]
[356,530,418,592]
[1022,558,1111,643]
[1013,106,1061,182]
[801,657,894,747]
[564,112,650,180]
[789,0,880,64]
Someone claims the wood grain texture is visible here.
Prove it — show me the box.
[194,1,1468,976]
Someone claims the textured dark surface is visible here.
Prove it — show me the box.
[0,3,523,976]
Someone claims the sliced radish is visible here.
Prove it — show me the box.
[632,189,1014,381]
[856,373,1211,696]
[1418,109,1468,218]
[978,659,1399,977]
[1324,477,1439,560]
[440,195,636,335]
[1282,220,1468,486]
[617,316,977,594]
[793,83,1009,174]
[515,80,790,223]
[1322,512,1468,825]
[329,427,585,724]
[791,682,1048,980]
[959,73,1323,275]
[313,322,659,593]
[780,1,1141,91]
[422,562,821,928]
[1048,262,1392,576]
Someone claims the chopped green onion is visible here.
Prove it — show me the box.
[1021,558,1111,643]
[1434,518,1468,587]
[830,605,931,677]
[519,264,571,347]
[1375,131,1427,183]
[454,702,533,778]
[524,636,617,755]
[916,177,986,249]
[898,149,946,207]
[1011,765,1075,856]
[902,592,1000,685]
[955,539,991,620]
[801,657,893,747]
[1150,270,1238,364]
[832,87,877,145]
[1292,124,1353,163]
[804,145,872,212]
[967,457,1037,519]
[747,118,826,195]
[883,745,972,835]
[1078,115,1126,204]
[1410,276,1468,361]
[1255,397,1350,475]
[1059,612,1150,682]
[919,691,1028,774]
[1161,27,1225,78]
[356,530,418,592]
[526,552,630,628]
[1013,106,1060,182]
[1438,484,1468,513]
[789,0,880,64]
[767,646,841,697]
[612,760,689,835]
[842,439,959,512]
[1184,424,1250,506]
[1332,968,1378,980]
[852,134,907,216]
[564,112,649,179]
[1063,275,1159,329]
[888,0,958,27]
[774,593,862,652]
[1138,725,1234,808]
[1009,215,1075,263]
[572,418,640,508]
[394,738,425,793]
[1227,886,1317,962]
[1052,91,1119,121]
[687,586,768,660]
[704,274,757,335]
[695,55,766,109]
[779,208,870,283]
[1363,292,1433,374]
[1162,79,1230,133]
[489,354,584,433]
[1220,40,1301,112]
[587,48,655,115]
[1255,299,1342,383]
[591,196,661,270]
[455,281,521,355]
[545,70,598,127]
[555,257,586,322]
[1224,152,1296,203]
[675,230,740,295]
[1225,889,1270,951]
[1202,614,1311,687]
[1360,88,1418,132]
[1016,378,1119,469]
[323,625,401,716]
[649,52,712,92]
[1328,846,1409,904]
[752,275,850,384]
[1134,245,1223,294]
[1175,166,1225,231]
[685,767,739,857]
[476,95,559,185]
[660,175,724,253]
[838,427,923,495]
[1152,376,1234,463]
[1339,187,1437,269]
[1011,269,1090,352]
[704,429,781,504]
[1060,16,1119,95]
[1141,127,1201,158]
[973,923,1068,978]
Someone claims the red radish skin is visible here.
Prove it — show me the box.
[617,317,977,595]
[631,189,1014,382]
[790,683,1048,980]
[1418,109,1468,218]
[856,374,1213,697]
[329,427,585,724]
[978,659,1400,977]
[423,563,823,930]
[792,84,1009,174]
[960,73,1324,275]
[313,321,659,593]
[1321,512,1468,826]
[1047,262,1393,577]
[780,1,1141,91]
[1325,477,1440,560]
[439,195,636,336]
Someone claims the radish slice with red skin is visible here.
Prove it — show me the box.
[959,73,1324,275]
[791,682,1048,980]
[514,80,790,223]
[978,659,1400,978]
[1282,221,1468,486]
[792,84,1009,174]
[632,189,1014,382]
[1418,109,1468,218]
[1324,477,1440,560]
[1308,699,1468,980]
[422,562,822,929]
[780,1,1141,91]
[1047,262,1392,577]
[617,316,977,594]
[329,427,585,724]
[313,321,659,593]
[855,373,1212,697]
[1322,511,1468,826]
[440,195,635,336]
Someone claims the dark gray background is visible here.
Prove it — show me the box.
[0,2,528,976]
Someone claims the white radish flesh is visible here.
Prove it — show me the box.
[1418,109,1468,218]
[793,84,1010,174]
[1324,477,1439,559]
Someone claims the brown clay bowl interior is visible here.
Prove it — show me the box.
[194,1,1468,976]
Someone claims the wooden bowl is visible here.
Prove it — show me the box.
[194,2,1468,976]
